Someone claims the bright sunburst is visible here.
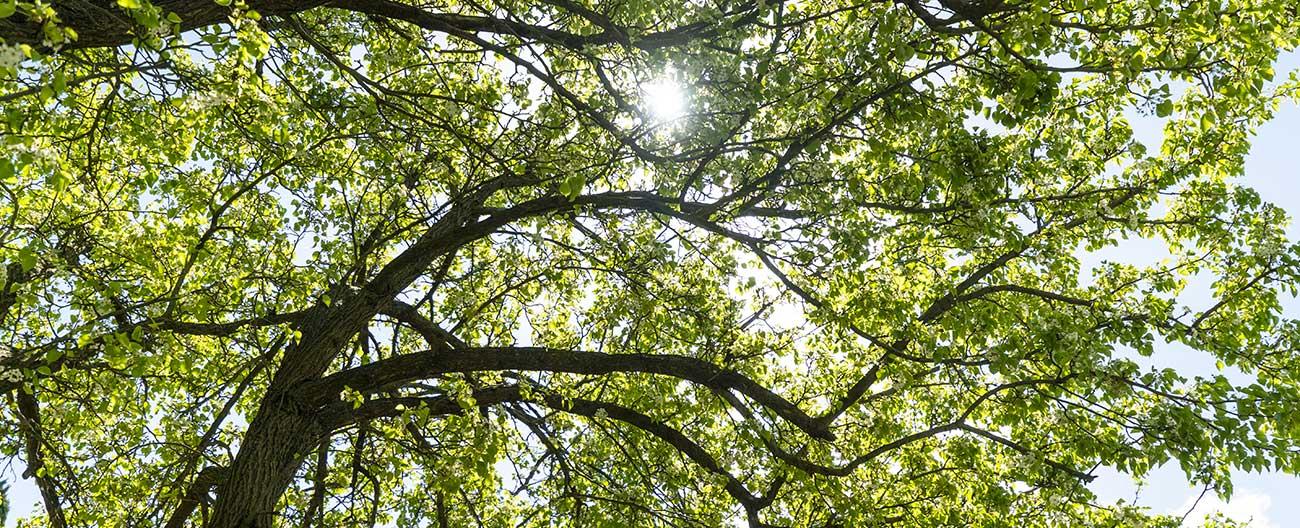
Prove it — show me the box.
[641,75,686,123]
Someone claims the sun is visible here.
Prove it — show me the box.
[641,75,686,123]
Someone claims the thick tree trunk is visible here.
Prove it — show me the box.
[204,301,372,528]
[207,404,316,528]
[201,203,490,526]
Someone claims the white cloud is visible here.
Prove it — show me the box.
[1174,489,1276,528]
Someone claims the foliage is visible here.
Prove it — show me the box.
[0,0,1299,526]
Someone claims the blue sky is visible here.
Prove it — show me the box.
[4,50,1300,528]
[1085,49,1300,527]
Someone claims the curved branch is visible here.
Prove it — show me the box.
[304,346,835,441]
[325,386,770,512]
[0,0,755,52]
[953,284,1094,308]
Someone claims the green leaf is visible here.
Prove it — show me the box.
[1156,100,1173,117]
[895,43,915,63]
[17,245,36,272]
[564,175,585,201]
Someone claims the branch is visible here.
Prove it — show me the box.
[162,466,228,528]
[955,423,1095,482]
[0,0,752,52]
[378,300,464,351]
[326,386,770,513]
[305,346,835,441]
[14,391,69,528]
[953,284,1094,308]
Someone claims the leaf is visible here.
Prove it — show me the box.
[17,245,36,272]
[0,0,15,18]
[1130,142,1147,158]
[895,43,915,63]
[1156,100,1173,117]
[41,22,62,45]
[116,0,142,9]
[564,175,585,201]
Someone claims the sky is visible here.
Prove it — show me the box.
[1084,49,1300,527]
[3,48,1299,528]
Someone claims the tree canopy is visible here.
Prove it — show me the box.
[1,0,1299,526]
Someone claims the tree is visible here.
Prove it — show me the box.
[0,0,1298,526]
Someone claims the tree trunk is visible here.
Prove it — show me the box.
[202,300,369,527]
[207,403,317,528]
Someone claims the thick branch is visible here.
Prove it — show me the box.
[0,0,744,51]
[14,391,69,528]
[306,346,835,441]
[327,386,768,511]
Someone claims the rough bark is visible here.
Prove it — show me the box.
[207,403,320,528]
[0,0,693,52]
[205,192,502,527]
[0,0,311,49]
[15,391,68,528]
